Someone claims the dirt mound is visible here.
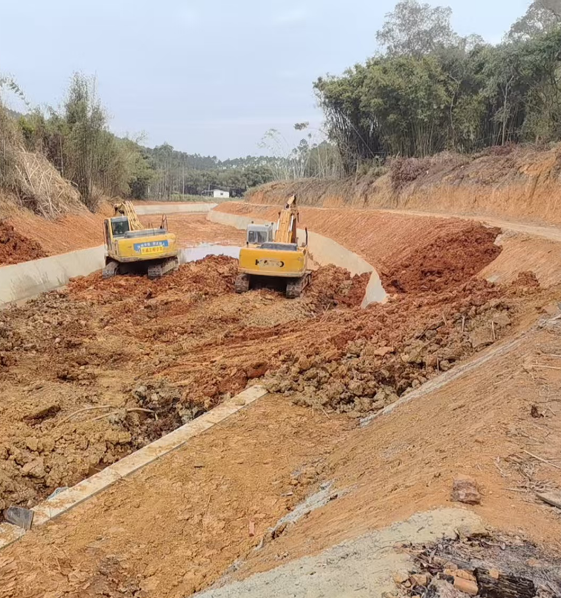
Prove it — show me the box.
[0,220,48,265]
[263,277,545,416]
[306,266,370,310]
[68,255,239,304]
[382,224,502,294]
[0,257,372,514]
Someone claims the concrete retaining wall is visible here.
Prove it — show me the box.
[0,246,105,306]
[135,203,217,216]
[207,210,387,305]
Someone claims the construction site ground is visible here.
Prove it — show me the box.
[1,205,561,596]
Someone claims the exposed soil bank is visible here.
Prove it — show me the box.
[248,145,561,226]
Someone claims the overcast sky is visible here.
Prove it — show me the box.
[1,0,531,158]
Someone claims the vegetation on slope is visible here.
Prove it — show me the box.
[315,0,561,173]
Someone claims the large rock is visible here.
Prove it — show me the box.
[451,477,482,505]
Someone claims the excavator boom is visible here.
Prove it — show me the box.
[113,201,144,232]
[274,196,299,244]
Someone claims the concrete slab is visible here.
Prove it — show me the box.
[32,468,122,524]
[0,246,105,306]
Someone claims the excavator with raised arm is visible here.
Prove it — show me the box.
[102,201,179,280]
[235,196,311,298]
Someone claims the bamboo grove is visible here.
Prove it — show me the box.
[315,0,561,173]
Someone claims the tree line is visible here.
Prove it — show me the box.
[315,0,561,174]
[1,73,283,208]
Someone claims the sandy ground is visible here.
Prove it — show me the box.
[1,396,352,597]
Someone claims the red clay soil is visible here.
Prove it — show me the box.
[0,257,368,515]
[382,224,502,294]
[0,221,47,265]
[215,203,500,277]
[68,255,239,305]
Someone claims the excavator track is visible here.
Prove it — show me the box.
[147,257,179,280]
[286,272,312,299]
[235,273,250,294]
[102,259,119,279]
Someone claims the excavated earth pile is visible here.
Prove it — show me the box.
[381,224,502,294]
[0,257,368,515]
[0,221,47,265]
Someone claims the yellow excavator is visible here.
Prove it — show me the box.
[235,196,311,298]
[102,201,179,280]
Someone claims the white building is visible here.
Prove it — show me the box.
[206,189,230,199]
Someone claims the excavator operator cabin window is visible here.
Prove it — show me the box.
[111,219,130,237]
[248,230,267,245]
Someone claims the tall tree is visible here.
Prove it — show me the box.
[376,0,459,57]
[508,0,561,41]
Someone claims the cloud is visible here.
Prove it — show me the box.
[274,6,309,25]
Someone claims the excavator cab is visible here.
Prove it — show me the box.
[109,217,130,238]
[246,223,275,246]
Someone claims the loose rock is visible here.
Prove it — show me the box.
[451,477,482,505]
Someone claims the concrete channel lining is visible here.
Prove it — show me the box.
[0,245,105,306]
[134,203,217,216]
[0,385,268,551]
[207,210,387,306]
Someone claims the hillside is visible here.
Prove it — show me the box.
[248,144,561,226]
